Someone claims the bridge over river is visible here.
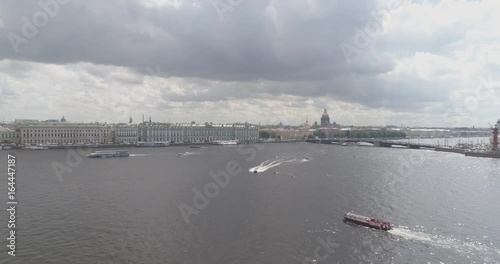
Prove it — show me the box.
[306,138,436,149]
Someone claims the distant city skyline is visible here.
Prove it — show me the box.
[0,114,495,129]
[0,1,499,127]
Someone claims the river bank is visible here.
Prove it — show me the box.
[0,139,303,151]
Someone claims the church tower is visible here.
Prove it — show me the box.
[320,109,330,127]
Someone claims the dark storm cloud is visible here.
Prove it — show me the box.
[0,0,452,113]
[155,67,449,113]
[0,0,380,78]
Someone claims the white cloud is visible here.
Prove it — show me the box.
[0,0,499,127]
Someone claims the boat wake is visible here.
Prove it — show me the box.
[249,157,289,173]
[248,152,314,173]
[388,227,500,260]
[388,227,433,243]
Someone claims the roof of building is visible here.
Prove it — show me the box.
[17,122,111,128]
[321,109,330,118]
[0,126,14,132]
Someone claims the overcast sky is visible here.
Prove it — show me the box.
[0,0,499,127]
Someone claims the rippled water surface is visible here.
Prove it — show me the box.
[0,143,499,263]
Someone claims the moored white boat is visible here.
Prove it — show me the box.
[27,145,49,150]
[88,150,130,158]
[212,140,238,145]
[136,142,169,147]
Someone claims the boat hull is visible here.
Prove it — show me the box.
[343,213,393,231]
[88,154,129,158]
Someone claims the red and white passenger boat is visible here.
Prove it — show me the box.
[343,212,394,231]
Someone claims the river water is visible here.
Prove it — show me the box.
[0,142,499,263]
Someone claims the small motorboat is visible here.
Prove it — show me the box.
[343,212,393,231]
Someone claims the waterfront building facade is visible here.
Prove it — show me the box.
[316,127,340,138]
[114,124,139,144]
[18,121,112,145]
[405,128,453,138]
[2,118,259,145]
[138,123,183,143]
[138,122,259,143]
[234,124,259,141]
[0,127,20,144]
